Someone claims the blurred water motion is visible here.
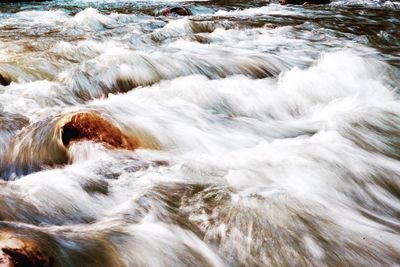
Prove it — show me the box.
[0,0,399,266]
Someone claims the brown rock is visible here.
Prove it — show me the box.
[0,250,14,267]
[162,6,191,17]
[0,74,10,87]
[58,112,139,150]
[1,111,159,178]
[264,23,278,29]
[0,232,52,267]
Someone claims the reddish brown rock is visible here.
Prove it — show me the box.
[0,232,52,267]
[162,6,191,17]
[1,111,159,178]
[58,112,139,150]
[0,251,14,267]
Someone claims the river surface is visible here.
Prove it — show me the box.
[0,0,399,266]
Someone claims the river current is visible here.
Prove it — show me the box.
[0,0,399,266]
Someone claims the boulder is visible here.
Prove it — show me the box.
[1,111,146,178]
[58,112,139,150]
[162,6,191,17]
[0,232,52,267]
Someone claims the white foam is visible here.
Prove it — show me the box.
[73,8,117,30]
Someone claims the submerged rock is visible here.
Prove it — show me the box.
[162,6,191,17]
[279,0,330,4]
[0,232,53,267]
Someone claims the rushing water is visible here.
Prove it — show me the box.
[0,0,399,266]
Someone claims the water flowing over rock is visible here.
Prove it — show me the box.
[0,0,399,266]
[0,111,145,179]
[58,112,139,150]
[0,231,52,267]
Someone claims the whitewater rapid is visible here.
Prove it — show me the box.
[0,0,399,266]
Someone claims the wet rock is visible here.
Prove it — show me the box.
[0,232,53,267]
[0,251,14,267]
[0,74,10,87]
[1,111,145,179]
[82,179,109,195]
[279,0,330,5]
[58,112,139,150]
[162,6,191,17]
[264,23,278,29]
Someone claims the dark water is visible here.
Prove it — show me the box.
[0,0,399,266]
